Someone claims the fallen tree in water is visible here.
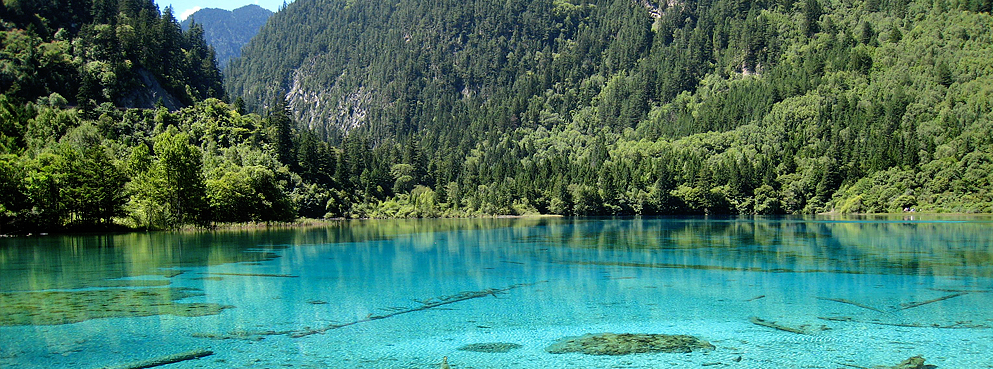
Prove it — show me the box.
[749,316,813,335]
[193,281,543,340]
[817,297,889,314]
[291,282,540,338]
[99,349,213,369]
[894,293,967,311]
[819,316,991,329]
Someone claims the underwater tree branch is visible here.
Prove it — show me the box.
[289,281,544,338]
[98,349,213,369]
[192,281,545,340]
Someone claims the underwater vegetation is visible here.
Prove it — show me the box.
[0,287,232,326]
[456,342,523,353]
[544,333,715,355]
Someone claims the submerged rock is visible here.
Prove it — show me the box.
[545,333,715,355]
[457,342,523,353]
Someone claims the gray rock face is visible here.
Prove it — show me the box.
[546,333,715,355]
[117,69,184,111]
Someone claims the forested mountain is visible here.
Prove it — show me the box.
[181,5,273,69]
[225,0,993,217]
[0,0,224,110]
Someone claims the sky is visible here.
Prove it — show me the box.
[158,0,290,21]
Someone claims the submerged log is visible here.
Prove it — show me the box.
[290,282,541,338]
[193,282,542,340]
[895,293,966,311]
[817,297,888,314]
[199,272,299,278]
[99,349,213,369]
[749,316,809,335]
[929,288,991,293]
[818,316,991,329]
[194,281,545,340]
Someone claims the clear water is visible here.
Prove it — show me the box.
[2,217,993,368]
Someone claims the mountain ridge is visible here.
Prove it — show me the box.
[181,4,274,69]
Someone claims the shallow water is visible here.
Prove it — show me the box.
[2,217,992,368]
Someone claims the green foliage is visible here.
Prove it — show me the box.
[55,124,129,225]
[802,0,823,37]
[0,95,314,232]
[206,165,294,222]
[126,129,207,228]
[154,130,208,223]
[0,154,26,216]
[0,0,224,109]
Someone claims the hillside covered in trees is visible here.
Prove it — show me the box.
[225,0,993,217]
[0,0,224,110]
[2,0,992,233]
[181,5,274,69]
[0,0,280,232]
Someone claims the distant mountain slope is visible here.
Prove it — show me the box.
[226,0,646,138]
[225,0,993,216]
[181,5,274,69]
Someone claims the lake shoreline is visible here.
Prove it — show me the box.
[7,212,993,237]
[1,214,567,237]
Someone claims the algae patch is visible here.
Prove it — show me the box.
[546,333,715,355]
[457,342,523,353]
[0,287,232,326]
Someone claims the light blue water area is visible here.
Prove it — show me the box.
[2,217,993,368]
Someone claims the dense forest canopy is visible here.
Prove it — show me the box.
[0,0,268,232]
[180,5,273,69]
[226,0,993,216]
[0,0,224,109]
[1,0,993,233]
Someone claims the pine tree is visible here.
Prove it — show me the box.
[802,0,822,37]
[264,97,296,168]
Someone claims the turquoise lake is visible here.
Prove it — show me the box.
[1,217,992,368]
